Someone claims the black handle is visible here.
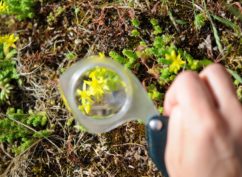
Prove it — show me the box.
[146,115,169,177]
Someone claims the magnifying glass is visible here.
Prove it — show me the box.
[59,55,169,177]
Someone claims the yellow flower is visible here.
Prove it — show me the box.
[0,1,8,14]
[78,104,91,114]
[89,68,99,80]
[76,89,93,114]
[0,34,19,48]
[76,67,125,115]
[85,78,104,101]
[77,89,92,103]
[165,50,185,74]
[89,67,106,80]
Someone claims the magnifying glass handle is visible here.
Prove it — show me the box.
[146,115,169,177]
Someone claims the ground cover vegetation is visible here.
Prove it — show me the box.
[0,0,241,176]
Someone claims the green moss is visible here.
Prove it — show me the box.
[3,0,36,20]
[0,108,52,155]
[0,34,20,104]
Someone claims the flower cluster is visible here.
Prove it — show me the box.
[110,18,212,87]
[76,67,124,114]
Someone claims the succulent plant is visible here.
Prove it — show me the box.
[0,78,13,103]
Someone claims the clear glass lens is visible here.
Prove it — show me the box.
[75,66,127,119]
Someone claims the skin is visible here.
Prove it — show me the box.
[164,64,242,177]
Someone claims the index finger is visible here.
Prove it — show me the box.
[164,71,217,119]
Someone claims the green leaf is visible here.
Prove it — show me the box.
[131,19,140,28]
[150,18,163,35]
[5,49,17,60]
[122,49,138,68]
[122,49,137,60]
[66,117,74,127]
[153,36,164,48]
[153,26,162,35]
[150,18,159,26]
[147,84,163,101]
[139,41,147,47]
[194,13,207,30]
[227,69,242,84]
[12,139,34,155]
[131,29,140,37]
[40,114,48,126]
[65,51,77,60]
[158,58,171,65]
[109,51,126,64]
[162,34,173,45]
[74,125,87,132]
[33,129,53,138]
[160,68,170,79]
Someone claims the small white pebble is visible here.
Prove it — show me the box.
[128,165,135,169]
[74,39,81,45]
[69,32,74,36]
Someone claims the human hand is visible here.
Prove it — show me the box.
[164,64,242,177]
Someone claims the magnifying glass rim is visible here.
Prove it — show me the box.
[69,57,133,126]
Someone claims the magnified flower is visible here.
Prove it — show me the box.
[76,67,125,116]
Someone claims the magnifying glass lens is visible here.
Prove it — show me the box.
[75,66,127,119]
